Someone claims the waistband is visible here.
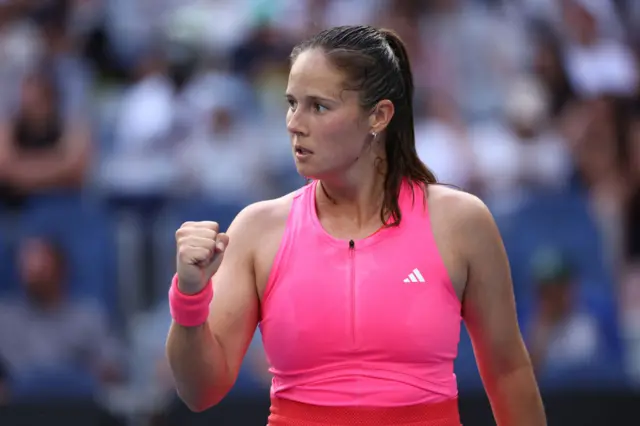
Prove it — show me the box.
[268,397,461,426]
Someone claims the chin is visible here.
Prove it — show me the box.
[294,164,315,180]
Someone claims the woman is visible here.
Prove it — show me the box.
[166,25,545,425]
[0,69,91,211]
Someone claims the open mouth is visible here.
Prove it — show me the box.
[295,146,313,155]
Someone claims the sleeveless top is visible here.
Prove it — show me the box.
[0,115,63,209]
[259,180,462,407]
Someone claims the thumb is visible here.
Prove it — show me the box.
[215,232,229,253]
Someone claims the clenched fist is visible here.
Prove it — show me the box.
[175,221,229,294]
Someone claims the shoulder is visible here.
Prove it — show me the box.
[427,184,493,228]
[427,184,500,255]
[235,192,296,226]
[228,191,298,239]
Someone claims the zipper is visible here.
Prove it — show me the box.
[349,239,356,344]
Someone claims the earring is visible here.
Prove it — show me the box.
[371,132,377,139]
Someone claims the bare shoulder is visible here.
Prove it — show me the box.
[426,185,499,298]
[231,192,296,232]
[427,184,502,264]
[427,184,494,233]
[231,191,298,296]
[227,191,297,250]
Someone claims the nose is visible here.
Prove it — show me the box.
[286,108,307,137]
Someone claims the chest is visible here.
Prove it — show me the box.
[259,234,462,369]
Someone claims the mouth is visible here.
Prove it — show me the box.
[294,146,314,156]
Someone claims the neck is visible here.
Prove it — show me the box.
[316,160,387,228]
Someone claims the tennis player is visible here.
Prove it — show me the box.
[166,25,546,426]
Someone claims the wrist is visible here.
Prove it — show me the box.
[176,278,211,296]
[169,274,213,327]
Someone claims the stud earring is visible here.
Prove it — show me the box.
[371,132,377,139]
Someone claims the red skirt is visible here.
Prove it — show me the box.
[268,397,462,426]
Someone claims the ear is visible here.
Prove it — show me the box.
[368,99,394,134]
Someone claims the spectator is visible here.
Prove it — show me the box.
[100,46,178,199]
[531,27,577,119]
[99,46,181,310]
[526,248,620,380]
[561,0,638,98]
[0,69,91,213]
[0,236,124,399]
[178,103,270,203]
[414,92,477,190]
[470,75,572,215]
[569,97,629,268]
[32,0,92,119]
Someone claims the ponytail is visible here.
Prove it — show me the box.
[379,29,437,226]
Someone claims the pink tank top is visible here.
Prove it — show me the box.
[259,181,462,407]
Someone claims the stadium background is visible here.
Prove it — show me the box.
[0,0,639,424]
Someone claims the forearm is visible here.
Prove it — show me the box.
[166,321,233,412]
[485,365,546,426]
[6,154,87,189]
[4,125,91,190]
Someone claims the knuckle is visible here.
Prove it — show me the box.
[176,226,192,238]
[177,247,190,259]
[176,233,190,245]
[202,221,219,232]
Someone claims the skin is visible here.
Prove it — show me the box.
[0,76,91,190]
[166,49,545,425]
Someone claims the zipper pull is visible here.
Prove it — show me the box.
[349,240,355,249]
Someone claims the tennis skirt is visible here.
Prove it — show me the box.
[268,397,461,426]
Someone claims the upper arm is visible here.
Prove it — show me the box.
[206,204,263,382]
[459,195,530,376]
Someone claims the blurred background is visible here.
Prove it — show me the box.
[0,0,639,424]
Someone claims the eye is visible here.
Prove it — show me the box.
[313,103,328,113]
[286,97,297,111]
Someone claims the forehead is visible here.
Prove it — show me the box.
[287,49,345,97]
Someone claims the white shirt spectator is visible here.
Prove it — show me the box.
[101,73,181,195]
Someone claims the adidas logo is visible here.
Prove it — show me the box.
[403,268,425,283]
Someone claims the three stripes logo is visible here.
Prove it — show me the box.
[403,268,425,283]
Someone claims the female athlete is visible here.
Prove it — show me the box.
[166,25,546,425]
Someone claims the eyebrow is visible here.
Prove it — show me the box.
[285,93,337,104]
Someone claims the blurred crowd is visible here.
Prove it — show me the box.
[0,0,639,423]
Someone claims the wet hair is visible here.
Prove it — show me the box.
[291,25,437,227]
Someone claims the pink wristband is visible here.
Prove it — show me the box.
[169,274,213,327]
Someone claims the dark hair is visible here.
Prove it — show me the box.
[291,25,437,227]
